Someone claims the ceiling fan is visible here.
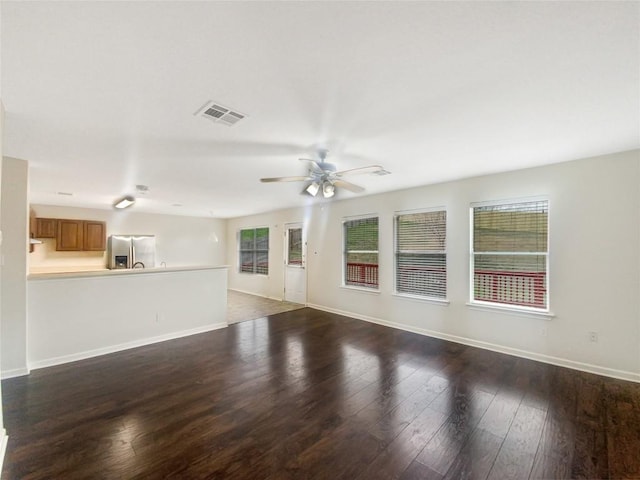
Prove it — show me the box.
[260,151,390,198]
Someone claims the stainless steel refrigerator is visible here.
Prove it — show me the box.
[108,235,156,269]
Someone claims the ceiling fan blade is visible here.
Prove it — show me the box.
[333,179,365,193]
[335,165,386,177]
[260,176,312,183]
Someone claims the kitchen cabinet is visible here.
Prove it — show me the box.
[56,220,84,251]
[35,218,57,238]
[84,221,106,251]
[56,219,106,251]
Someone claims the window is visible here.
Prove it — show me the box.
[343,216,379,288]
[287,227,303,266]
[471,199,548,310]
[395,210,446,299]
[239,227,269,275]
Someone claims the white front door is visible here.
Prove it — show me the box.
[284,223,306,304]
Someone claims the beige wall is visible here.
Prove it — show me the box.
[0,157,29,377]
[0,102,6,446]
[29,239,107,273]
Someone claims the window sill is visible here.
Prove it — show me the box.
[340,285,381,295]
[392,293,450,306]
[466,301,555,319]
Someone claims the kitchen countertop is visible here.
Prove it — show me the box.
[28,265,228,280]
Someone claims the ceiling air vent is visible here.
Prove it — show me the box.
[194,101,247,127]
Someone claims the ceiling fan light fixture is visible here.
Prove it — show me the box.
[263,152,385,200]
[322,181,335,198]
[306,182,320,197]
[114,195,136,209]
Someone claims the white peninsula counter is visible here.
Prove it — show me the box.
[27,265,228,369]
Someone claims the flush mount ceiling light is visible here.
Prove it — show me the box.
[114,195,135,209]
[305,182,320,197]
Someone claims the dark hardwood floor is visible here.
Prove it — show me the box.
[2,308,639,479]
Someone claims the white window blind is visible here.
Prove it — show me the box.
[239,227,269,275]
[343,217,379,288]
[395,210,447,299]
[472,200,548,309]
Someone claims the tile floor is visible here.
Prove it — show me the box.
[226,289,304,324]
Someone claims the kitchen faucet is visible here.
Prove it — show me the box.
[132,261,145,269]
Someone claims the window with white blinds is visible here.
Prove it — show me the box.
[239,227,269,275]
[471,199,548,310]
[395,210,447,299]
[343,216,379,288]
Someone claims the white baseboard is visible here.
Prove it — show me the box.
[1,367,30,380]
[307,303,640,384]
[28,322,228,371]
[229,288,283,302]
[0,429,7,475]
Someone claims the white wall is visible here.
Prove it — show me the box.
[227,209,310,300]
[0,201,227,376]
[28,268,227,368]
[30,205,227,272]
[227,150,640,381]
[0,157,28,377]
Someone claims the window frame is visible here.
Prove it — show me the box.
[469,197,550,313]
[238,226,270,275]
[342,214,380,291]
[393,207,448,302]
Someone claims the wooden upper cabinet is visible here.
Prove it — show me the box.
[56,219,84,251]
[46,218,107,251]
[83,221,106,251]
[35,218,57,238]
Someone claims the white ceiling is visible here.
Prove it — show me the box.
[1,1,638,218]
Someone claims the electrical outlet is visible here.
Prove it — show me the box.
[540,326,548,337]
[588,331,598,343]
